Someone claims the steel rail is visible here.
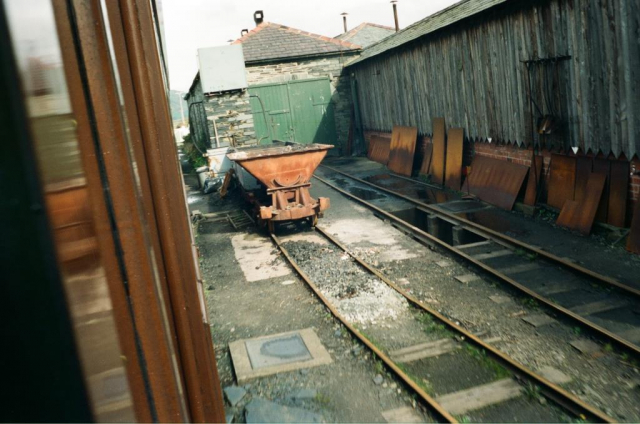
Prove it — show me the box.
[312,173,640,358]
[319,164,640,299]
[270,233,458,423]
[314,226,614,423]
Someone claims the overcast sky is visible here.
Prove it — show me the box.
[162,0,459,91]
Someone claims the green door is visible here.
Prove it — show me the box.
[288,78,336,144]
[248,83,293,144]
[248,77,337,145]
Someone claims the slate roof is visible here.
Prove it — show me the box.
[335,23,395,48]
[232,22,361,64]
[347,0,508,66]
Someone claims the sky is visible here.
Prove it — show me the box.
[162,0,460,92]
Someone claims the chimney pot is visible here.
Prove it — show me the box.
[254,10,264,26]
[391,1,399,32]
[241,29,249,36]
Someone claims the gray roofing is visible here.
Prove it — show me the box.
[335,23,395,48]
[232,22,361,64]
[347,0,508,66]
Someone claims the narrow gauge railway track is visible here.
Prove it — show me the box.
[270,226,614,423]
[315,165,640,358]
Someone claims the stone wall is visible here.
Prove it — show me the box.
[246,54,357,152]
[187,78,256,148]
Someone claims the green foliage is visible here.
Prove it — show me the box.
[183,133,207,169]
[519,297,539,309]
[464,344,511,380]
[523,382,541,400]
[416,312,452,338]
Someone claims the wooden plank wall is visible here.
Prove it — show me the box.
[350,0,640,159]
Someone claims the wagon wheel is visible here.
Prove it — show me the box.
[308,214,318,228]
[267,220,275,234]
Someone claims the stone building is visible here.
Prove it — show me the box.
[186,17,367,152]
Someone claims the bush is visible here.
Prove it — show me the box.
[183,134,207,169]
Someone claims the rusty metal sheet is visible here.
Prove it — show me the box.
[607,160,629,227]
[523,155,542,206]
[465,155,529,210]
[368,135,390,165]
[547,154,576,209]
[593,158,611,223]
[419,142,433,175]
[445,128,464,190]
[431,118,446,184]
[387,125,418,176]
[627,199,640,254]
[574,156,593,203]
[556,173,607,235]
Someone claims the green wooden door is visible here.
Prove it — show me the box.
[248,77,337,145]
[288,78,336,144]
[248,83,293,144]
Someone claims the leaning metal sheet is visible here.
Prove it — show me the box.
[608,160,630,227]
[419,142,433,175]
[593,158,611,223]
[368,135,391,165]
[431,118,446,185]
[627,197,640,254]
[444,128,464,191]
[556,173,607,235]
[387,125,418,176]
[523,155,543,206]
[574,156,593,203]
[466,156,529,210]
[547,154,576,209]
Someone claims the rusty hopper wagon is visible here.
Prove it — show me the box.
[226,141,333,232]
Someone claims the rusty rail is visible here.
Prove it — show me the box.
[314,226,615,423]
[320,164,640,299]
[269,233,458,423]
[313,172,640,358]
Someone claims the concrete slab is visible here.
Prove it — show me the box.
[390,338,459,363]
[229,328,332,383]
[570,299,628,316]
[245,333,312,369]
[521,313,556,327]
[456,240,492,250]
[537,282,582,296]
[498,263,539,275]
[537,366,572,384]
[570,339,602,356]
[381,406,423,423]
[472,249,514,260]
[489,295,512,304]
[224,386,246,406]
[455,274,480,284]
[231,233,290,282]
[618,327,640,344]
[245,398,323,423]
[435,379,522,415]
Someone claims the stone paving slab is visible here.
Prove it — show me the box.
[245,398,324,423]
[455,274,480,284]
[229,328,333,383]
[521,313,556,328]
[381,406,423,423]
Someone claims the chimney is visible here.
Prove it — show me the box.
[341,12,348,33]
[391,1,399,32]
[241,29,249,36]
[254,10,264,26]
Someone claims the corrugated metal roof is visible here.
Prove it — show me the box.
[347,0,509,66]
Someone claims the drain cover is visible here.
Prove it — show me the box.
[246,333,312,369]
